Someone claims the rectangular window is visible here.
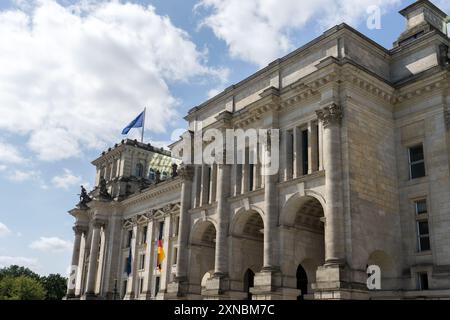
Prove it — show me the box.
[418,273,429,290]
[126,230,133,248]
[174,216,180,236]
[302,129,309,175]
[249,163,254,191]
[415,199,431,252]
[287,130,294,180]
[158,221,164,240]
[139,254,145,270]
[409,145,425,179]
[142,226,148,244]
[173,247,178,264]
[121,280,127,299]
[154,277,160,297]
[139,278,144,294]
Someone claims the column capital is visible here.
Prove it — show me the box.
[92,218,107,228]
[73,225,88,235]
[178,164,195,181]
[316,103,343,128]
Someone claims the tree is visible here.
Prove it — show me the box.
[0,265,40,281]
[0,275,46,300]
[41,274,67,300]
[0,265,67,300]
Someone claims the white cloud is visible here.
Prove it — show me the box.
[0,165,6,171]
[196,0,400,66]
[29,236,73,253]
[0,141,26,164]
[0,256,39,271]
[51,168,84,190]
[0,0,224,161]
[0,222,12,237]
[7,169,41,182]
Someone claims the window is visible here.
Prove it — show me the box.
[135,163,144,177]
[121,280,127,299]
[302,129,309,175]
[249,163,254,191]
[415,199,431,252]
[123,257,129,273]
[139,254,145,270]
[173,216,180,236]
[126,230,133,248]
[173,247,178,265]
[141,226,148,244]
[148,169,156,181]
[139,278,144,294]
[158,221,164,240]
[409,145,425,179]
[418,272,429,290]
[154,277,160,297]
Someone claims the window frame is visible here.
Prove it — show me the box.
[408,144,426,180]
[414,198,431,253]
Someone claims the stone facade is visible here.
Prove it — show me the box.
[67,1,450,300]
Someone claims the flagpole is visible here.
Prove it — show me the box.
[141,107,146,143]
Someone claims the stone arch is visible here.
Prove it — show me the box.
[200,270,214,289]
[366,250,397,290]
[229,207,264,299]
[280,191,326,227]
[278,194,325,299]
[230,205,264,236]
[188,220,216,295]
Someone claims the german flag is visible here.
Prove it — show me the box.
[157,239,165,270]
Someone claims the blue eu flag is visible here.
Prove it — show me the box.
[121,110,145,135]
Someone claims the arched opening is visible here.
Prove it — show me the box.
[280,195,325,299]
[189,220,216,295]
[243,269,255,300]
[230,209,264,300]
[296,265,308,300]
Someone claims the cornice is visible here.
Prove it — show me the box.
[120,178,182,207]
[394,70,450,103]
[122,202,181,227]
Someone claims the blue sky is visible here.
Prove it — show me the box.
[0,0,448,276]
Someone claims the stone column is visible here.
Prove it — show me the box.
[308,121,319,174]
[214,163,231,276]
[316,103,345,264]
[67,225,86,297]
[293,126,302,178]
[200,164,209,205]
[262,133,279,270]
[142,220,154,299]
[85,220,104,296]
[175,165,194,280]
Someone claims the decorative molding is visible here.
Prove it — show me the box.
[316,103,343,128]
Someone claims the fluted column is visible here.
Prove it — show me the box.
[316,103,345,265]
[214,163,231,276]
[67,225,86,297]
[175,165,194,280]
[85,220,104,295]
[262,132,279,270]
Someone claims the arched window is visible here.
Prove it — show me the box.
[135,163,144,177]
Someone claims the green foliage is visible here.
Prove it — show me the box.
[41,274,67,300]
[0,265,67,300]
[0,275,46,300]
[0,265,40,281]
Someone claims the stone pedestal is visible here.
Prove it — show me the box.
[312,264,369,300]
[164,279,201,300]
[250,269,300,300]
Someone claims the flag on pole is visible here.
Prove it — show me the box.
[121,110,145,135]
[126,247,132,276]
[157,239,165,270]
